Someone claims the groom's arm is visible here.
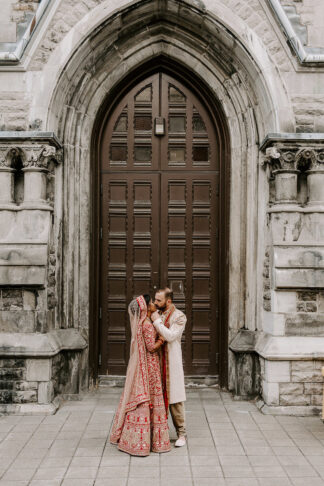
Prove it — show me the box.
[151,313,186,342]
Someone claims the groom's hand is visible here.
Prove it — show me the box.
[151,311,160,322]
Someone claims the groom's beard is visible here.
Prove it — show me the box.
[157,304,166,312]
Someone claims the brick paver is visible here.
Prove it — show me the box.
[0,389,324,485]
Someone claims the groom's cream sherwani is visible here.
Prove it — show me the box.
[153,307,186,404]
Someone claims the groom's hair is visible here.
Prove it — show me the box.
[159,287,173,302]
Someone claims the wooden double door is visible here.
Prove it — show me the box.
[99,72,222,377]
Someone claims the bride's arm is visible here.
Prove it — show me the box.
[143,320,164,353]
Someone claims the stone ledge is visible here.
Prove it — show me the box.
[0,396,60,415]
[257,399,321,416]
[260,133,324,151]
[0,329,87,357]
[256,333,324,360]
[229,330,257,353]
[0,131,62,148]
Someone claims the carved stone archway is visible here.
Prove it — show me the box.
[46,0,286,391]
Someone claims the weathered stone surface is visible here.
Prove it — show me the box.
[0,266,46,286]
[13,390,37,403]
[298,291,318,301]
[291,361,315,372]
[291,371,323,383]
[0,310,35,333]
[0,244,47,265]
[311,394,322,406]
[262,380,279,406]
[264,360,290,383]
[38,381,54,404]
[304,383,323,395]
[274,247,324,269]
[280,394,311,406]
[14,381,37,391]
[275,268,324,289]
[279,383,304,395]
[23,290,36,311]
[1,288,23,310]
[26,359,51,381]
[286,314,324,336]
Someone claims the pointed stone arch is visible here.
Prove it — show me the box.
[45,0,294,389]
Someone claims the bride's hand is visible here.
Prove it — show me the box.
[151,311,160,322]
[157,335,165,344]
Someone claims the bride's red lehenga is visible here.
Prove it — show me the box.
[110,296,171,456]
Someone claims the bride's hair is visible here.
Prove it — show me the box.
[143,294,151,307]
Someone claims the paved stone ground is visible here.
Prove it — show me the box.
[0,388,324,486]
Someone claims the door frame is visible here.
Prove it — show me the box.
[89,55,231,387]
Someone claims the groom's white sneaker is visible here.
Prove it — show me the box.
[175,436,186,447]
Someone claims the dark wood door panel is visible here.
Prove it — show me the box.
[100,173,159,374]
[100,72,222,376]
[161,173,219,375]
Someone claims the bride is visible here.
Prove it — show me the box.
[110,294,171,456]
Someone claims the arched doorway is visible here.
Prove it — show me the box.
[95,66,230,384]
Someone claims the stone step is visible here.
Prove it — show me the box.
[98,375,219,388]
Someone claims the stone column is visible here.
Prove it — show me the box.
[0,147,16,204]
[322,366,324,422]
[22,145,56,206]
[264,147,299,204]
[303,149,324,206]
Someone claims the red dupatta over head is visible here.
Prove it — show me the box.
[110,295,151,444]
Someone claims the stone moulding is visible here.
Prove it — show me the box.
[231,331,324,362]
[268,0,324,64]
[0,0,52,63]
[0,131,62,149]
[0,329,87,357]
[255,333,324,361]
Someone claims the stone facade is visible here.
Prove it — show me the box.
[0,0,324,414]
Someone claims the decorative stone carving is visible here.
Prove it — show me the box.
[263,147,300,204]
[262,143,324,206]
[302,149,324,206]
[22,145,56,169]
[0,138,61,208]
[0,146,21,204]
[22,145,58,205]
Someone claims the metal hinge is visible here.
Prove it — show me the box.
[100,227,103,239]
[98,354,102,366]
[99,307,102,319]
[100,183,103,195]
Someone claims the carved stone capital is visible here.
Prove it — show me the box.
[262,147,299,177]
[262,143,324,170]
[22,145,57,170]
[0,146,21,169]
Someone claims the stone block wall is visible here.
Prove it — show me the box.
[260,358,323,411]
[258,139,324,413]
[0,288,50,333]
[0,357,54,406]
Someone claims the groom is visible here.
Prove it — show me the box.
[151,287,187,447]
